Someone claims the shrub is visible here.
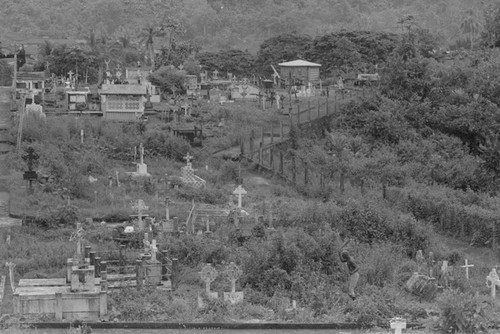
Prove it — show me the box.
[430,289,495,334]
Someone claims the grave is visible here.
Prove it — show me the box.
[223,262,244,304]
[486,268,500,298]
[12,224,107,320]
[127,143,150,177]
[180,153,206,188]
[198,263,219,308]
[233,185,247,208]
[390,317,407,334]
[406,272,438,301]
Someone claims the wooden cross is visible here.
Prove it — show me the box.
[461,259,474,281]
[233,185,247,208]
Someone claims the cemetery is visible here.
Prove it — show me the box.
[1,3,500,333]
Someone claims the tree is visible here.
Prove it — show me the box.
[148,67,186,96]
[197,49,256,78]
[255,33,312,77]
[460,10,483,50]
[482,3,500,48]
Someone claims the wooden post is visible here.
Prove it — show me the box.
[240,135,244,156]
[307,100,311,122]
[334,94,337,113]
[493,221,497,251]
[280,121,284,140]
[171,258,179,290]
[326,96,329,115]
[100,261,108,292]
[249,130,255,160]
[269,147,274,171]
[161,250,169,281]
[297,105,301,124]
[304,166,308,186]
[66,258,73,284]
[260,126,264,147]
[89,251,96,266]
[317,98,321,119]
[279,151,284,176]
[84,246,91,260]
[119,244,125,274]
[292,156,296,184]
[136,259,143,289]
[270,127,274,144]
[95,257,101,278]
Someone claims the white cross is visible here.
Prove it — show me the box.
[461,259,474,281]
[184,153,193,165]
[233,185,247,208]
[390,318,407,334]
[67,71,74,80]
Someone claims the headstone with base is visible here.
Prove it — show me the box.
[223,262,244,304]
[136,143,149,176]
[233,185,247,208]
[390,317,407,334]
[145,239,161,285]
[132,199,149,230]
[486,268,500,298]
[200,263,219,299]
[69,223,95,292]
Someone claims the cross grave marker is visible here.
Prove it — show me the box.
[461,259,474,281]
[233,185,247,208]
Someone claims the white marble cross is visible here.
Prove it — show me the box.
[233,185,247,208]
[184,153,193,166]
[390,318,407,334]
[486,268,500,298]
[68,71,74,81]
[461,259,474,281]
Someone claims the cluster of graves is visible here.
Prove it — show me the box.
[406,250,500,300]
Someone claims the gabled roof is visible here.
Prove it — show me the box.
[100,84,147,95]
[16,72,46,80]
[278,59,321,67]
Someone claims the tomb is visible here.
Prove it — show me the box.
[223,262,244,304]
[99,84,147,121]
[180,153,206,188]
[12,224,107,320]
[126,143,150,177]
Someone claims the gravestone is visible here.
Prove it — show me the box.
[132,199,149,230]
[406,272,438,301]
[461,259,474,281]
[145,239,161,285]
[136,143,149,176]
[180,153,206,188]
[415,250,424,273]
[223,262,244,304]
[390,317,407,334]
[233,185,247,208]
[200,263,218,299]
[69,223,95,292]
[486,268,500,298]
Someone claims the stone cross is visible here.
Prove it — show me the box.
[224,262,242,294]
[390,318,407,334]
[200,263,218,293]
[486,268,500,298]
[5,262,16,292]
[233,185,247,208]
[184,153,193,166]
[132,199,149,230]
[68,70,74,81]
[461,259,474,281]
[415,250,424,273]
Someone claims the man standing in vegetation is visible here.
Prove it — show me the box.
[336,232,359,300]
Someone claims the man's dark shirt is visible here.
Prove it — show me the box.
[340,251,359,274]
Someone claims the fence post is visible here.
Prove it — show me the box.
[136,259,143,289]
[307,100,311,122]
[326,96,329,115]
[304,166,308,186]
[89,251,96,266]
[249,130,255,160]
[280,121,284,141]
[95,257,101,278]
[171,258,179,290]
[334,94,337,114]
[84,246,91,261]
[240,135,244,156]
[493,221,497,251]
[119,244,125,274]
[317,98,321,119]
[269,147,274,171]
[292,156,296,184]
[297,105,301,124]
[270,126,274,144]
[279,151,284,176]
[161,250,169,281]
[100,261,108,292]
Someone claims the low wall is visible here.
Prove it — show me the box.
[13,291,107,320]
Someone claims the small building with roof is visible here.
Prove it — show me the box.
[99,84,147,121]
[278,59,321,86]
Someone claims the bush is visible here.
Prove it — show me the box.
[430,289,495,334]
